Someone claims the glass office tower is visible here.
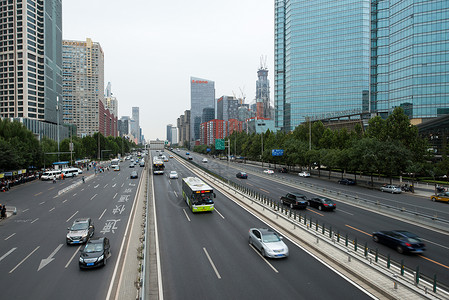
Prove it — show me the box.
[190,77,215,143]
[372,0,449,120]
[275,0,371,131]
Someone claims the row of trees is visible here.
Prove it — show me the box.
[194,108,449,181]
[0,118,137,172]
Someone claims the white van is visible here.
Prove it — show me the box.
[62,168,79,178]
[41,170,62,181]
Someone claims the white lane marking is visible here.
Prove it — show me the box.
[9,246,40,273]
[99,209,107,220]
[38,244,63,271]
[22,208,29,213]
[49,207,55,212]
[112,183,117,188]
[113,193,117,199]
[174,191,178,198]
[183,209,191,222]
[65,246,81,268]
[0,248,17,262]
[90,194,97,200]
[338,208,354,215]
[72,193,77,197]
[31,218,39,224]
[81,188,85,191]
[66,211,78,222]
[62,199,68,203]
[39,201,45,205]
[249,244,279,273]
[121,182,124,187]
[203,247,221,279]
[5,233,16,240]
[421,238,449,250]
[215,208,225,219]
[104,184,108,188]
[94,184,99,188]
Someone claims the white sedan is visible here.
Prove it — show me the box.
[263,169,274,174]
[298,171,310,177]
[202,158,208,163]
[169,171,178,179]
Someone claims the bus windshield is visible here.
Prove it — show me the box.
[192,192,214,205]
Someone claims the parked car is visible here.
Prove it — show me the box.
[278,167,288,173]
[66,218,94,245]
[338,178,356,185]
[79,237,111,269]
[130,171,138,179]
[41,170,62,181]
[308,197,336,211]
[280,193,308,209]
[380,184,402,194]
[236,172,248,179]
[169,171,178,179]
[248,228,289,258]
[298,171,310,177]
[430,192,449,203]
[263,169,274,174]
[372,230,425,254]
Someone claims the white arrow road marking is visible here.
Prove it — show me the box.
[38,244,63,271]
[112,183,116,187]
[0,248,17,262]
[94,184,99,188]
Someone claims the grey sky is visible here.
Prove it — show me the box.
[62,0,274,140]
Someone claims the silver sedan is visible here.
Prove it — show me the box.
[380,184,402,194]
[249,228,289,258]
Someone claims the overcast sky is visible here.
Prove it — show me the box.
[62,0,274,141]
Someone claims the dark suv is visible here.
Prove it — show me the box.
[79,237,111,268]
[280,193,308,209]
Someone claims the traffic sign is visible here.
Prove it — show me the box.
[272,149,284,156]
[215,139,225,150]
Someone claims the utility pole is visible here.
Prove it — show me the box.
[57,96,60,161]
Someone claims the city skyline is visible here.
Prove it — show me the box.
[62,0,275,141]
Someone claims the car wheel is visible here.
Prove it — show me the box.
[290,203,294,209]
[396,246,404,254]
[318,205,322,211]
[431,197,436,202]
[373,235,379,242]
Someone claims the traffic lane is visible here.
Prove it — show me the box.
[155,165,373,299]
[0,167,140,299]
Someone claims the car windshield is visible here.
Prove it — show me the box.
[171,171,177,174]
[322,199,333,204]
[71,222,88,231]
[240,172,246,175]
[83,243,103,253]
[262,233,281,243]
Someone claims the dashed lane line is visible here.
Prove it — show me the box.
[9,246,40,273]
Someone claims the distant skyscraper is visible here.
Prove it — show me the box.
[166,124,173,143]
[202,107,215,123]
[217,96,238,122]
[0,0,66,140]
[105,82,112,97]
[177,110,190,146]
[190,77,215,143]
[132,107,140,143]
[256,65,270,119]
[62,38,105,137]
[118,116,131,137]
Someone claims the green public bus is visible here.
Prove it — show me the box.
[182,177,216,212]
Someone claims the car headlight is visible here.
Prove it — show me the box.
[98,255,104,261]
[79,256,84,262]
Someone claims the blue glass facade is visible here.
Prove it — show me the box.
[190,77,215,142]
[275,0,371,131]
[372,0,449,119]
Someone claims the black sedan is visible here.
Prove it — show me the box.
[79,237,111,269]
[308,197,336,211]
[372,230,425,254]
[280,193,308,209]
[130,171,138,179]
[338,178,356,185]
[236,172,248,179]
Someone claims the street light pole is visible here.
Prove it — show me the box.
[57,96,60,161]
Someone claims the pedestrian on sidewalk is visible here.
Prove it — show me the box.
[1,205,6,219]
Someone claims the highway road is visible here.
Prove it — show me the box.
[0,159,143,299]
[174,150,449,288]
[153,151,376,299]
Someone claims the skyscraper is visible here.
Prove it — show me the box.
[256,66,270,119]
[190,77,215,143]
[132,107,140,143]
[217,96,238,122]
[0,0,66,140]
[62,38,105,137]
[275,0,371,131]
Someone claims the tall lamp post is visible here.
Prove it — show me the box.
[56,96,60,161]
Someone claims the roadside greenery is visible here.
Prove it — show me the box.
[0,118,136,172]
[194,107,448,181]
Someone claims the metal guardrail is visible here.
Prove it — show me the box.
[172,151,449,298]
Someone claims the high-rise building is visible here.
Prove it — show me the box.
[217,96,238,122]
[190,77,215,143]
[256,66,271,119]
[177,110,190,147]
[202,107,215,123]
[118,116,131,137]
[275,0,449,131]
[132,107,140,143]
[170,126,178,145]
[62,38,105,137]
[166,124,173,143]
[0,0,67,140]
[275,0,371,131]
